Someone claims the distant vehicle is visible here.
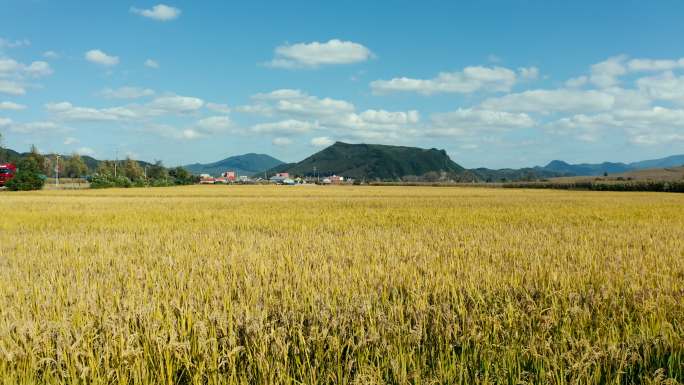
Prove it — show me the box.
[0,163,17,187]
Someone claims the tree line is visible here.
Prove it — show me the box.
[0,134,196,191]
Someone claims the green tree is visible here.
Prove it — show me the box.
[64,153,88,178]
[122,157,144,181]
[96,160,115,176]
[147,160,168,181]
[169,167,194,185]
[0,132,6,162]
[5,157,45,191]
[27,145,49,175]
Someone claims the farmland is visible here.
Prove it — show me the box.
[0,186,683,384]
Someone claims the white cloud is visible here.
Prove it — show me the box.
[0,57,53,95]
[206,102,230,113]
[25,61,53,77]
[242,89,421,141]
[481,89,616,113]
[0,101,26,110]
[590,55,627,88]
[145,59,160,69]
[518,66,539,80]
[636,71,684,105]
[371,66,518,95]
[0,80,25,95]
[76,147,96,156]
[428,108,535,136]
[268,39,373,69]
[46,102,138,121]
[149,95,204,113]
[247,89,355,118]
[252,119,317,134]
[85,49,120,66]
[43,51,59,59]
[9,121,62,134]
[358,109,419,125]
[547,107,684,145]
[0,117,11,126]
[565,75,588,88]
[0,58,22,74]
[131,4,181,21]
[63,137,79,145]
[311,136,334,147]
[627,57,684,72]
[101,86,155,99]
[272,137,293,146]
[0,38,30,49]
[196,116,233,133]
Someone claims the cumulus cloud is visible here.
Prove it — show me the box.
[590,55,628,88]
[636,71,684,105]
[145,59,160,69]
[130,4,181,21]
[428,108,535,136]
[272,137,293,146]
[627,57,684,72]
[8,121,63,134]
[518,66,540,80]
[149,95,204,113]
[46,102,138,121]
[0,38,30,49]
[43,51,59,59]
[196,116,233,133]
[206,102,230,113]
[0,117,11,127]
[63,137,79,145]
[246,89,355,118]
[241,89,421,141]
[0,101,26,110]
[101,86,155,99]
[85,49,119,66]
[311,136,334,147]
[547,107,684,145]
[370,66,518,95]
[25,61,53,77]
[481,89,616,113]
[268,39,373,69]
[0,57,53,93]
[252,119,317,135]
[0,80,26,95]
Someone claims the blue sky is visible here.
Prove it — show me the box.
[1,0,684,168]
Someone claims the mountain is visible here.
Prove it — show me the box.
[269,142,465,180]
[183,153,284,176]
[628,154,684,170]
[538,154,684,176]
[540,160,632,176]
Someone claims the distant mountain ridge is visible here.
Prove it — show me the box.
[538,154,684,176]
[183,153,284,176]
[268,142,466,180]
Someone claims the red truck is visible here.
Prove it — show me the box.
[0,163,16,187]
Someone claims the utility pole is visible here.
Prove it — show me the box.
[55,154,60,187]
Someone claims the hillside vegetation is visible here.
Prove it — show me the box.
[0,186,682,384]
[272,142,466,180]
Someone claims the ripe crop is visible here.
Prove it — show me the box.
[0,186,682,384]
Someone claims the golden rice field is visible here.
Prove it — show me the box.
[0,185,683,385]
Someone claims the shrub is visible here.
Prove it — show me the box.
[5,158,46,191]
